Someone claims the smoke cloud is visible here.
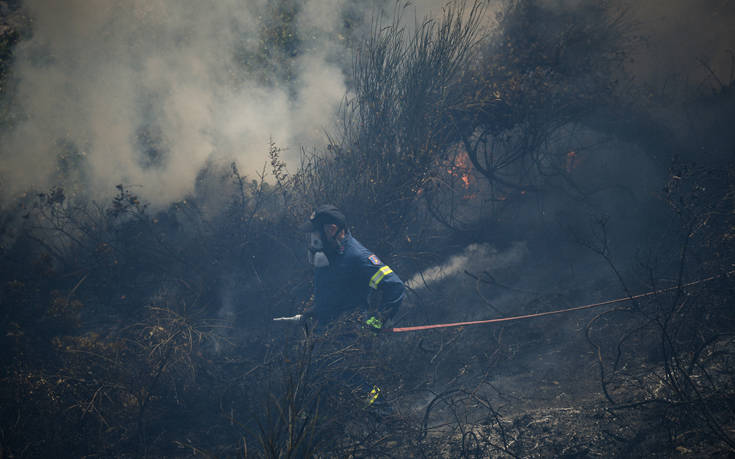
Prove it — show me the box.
[1,0,733,210]
[0,0,352,208]
[625,0,735,86]
[406,241,528,290]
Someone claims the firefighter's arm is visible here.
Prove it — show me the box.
[365,260,405,329]
[378,272,404,320]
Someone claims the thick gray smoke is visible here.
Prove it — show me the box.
[0,0,351,207]
[626,0,735,86]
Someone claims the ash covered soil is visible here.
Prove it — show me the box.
[388,312,735,458]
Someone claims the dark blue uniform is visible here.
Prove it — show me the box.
[312,234,404,324]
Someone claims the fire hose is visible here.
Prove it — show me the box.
[273,271,732,332]
[390,271,733,333]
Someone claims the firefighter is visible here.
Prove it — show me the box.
[277,204,404,409]
[298,204,405,330]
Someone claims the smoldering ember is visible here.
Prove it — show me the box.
[1,1,734,457]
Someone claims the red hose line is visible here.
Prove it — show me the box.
[391,273,729,333]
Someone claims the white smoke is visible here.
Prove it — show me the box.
[406,241,528,290]
[0,0,352,208]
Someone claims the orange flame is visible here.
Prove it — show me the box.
[448,151,473,191]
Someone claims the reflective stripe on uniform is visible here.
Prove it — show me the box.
[367,385,381,405]
[369,266,393,289]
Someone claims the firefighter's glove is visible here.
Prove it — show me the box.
[366,316,383,332]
